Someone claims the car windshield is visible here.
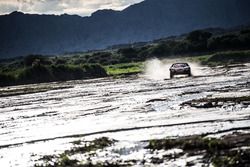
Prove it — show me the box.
[173,63,188,68]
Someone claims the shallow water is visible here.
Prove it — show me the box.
[0,64,250,166]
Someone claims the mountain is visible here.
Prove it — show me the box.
[1,0,250,58]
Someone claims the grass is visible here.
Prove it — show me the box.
[1,49,250,87]
[146,136,229,152]
[65,137,116,155]
[35,137,118,167]
[212,149,250,167]
[0,63,107,87]
[0,54,145,87]
[189,50,250,66]
[146,133,250,166]
[188,54,212,63]
[105,62,144,76]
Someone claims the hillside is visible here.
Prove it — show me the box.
[0,0,250,58]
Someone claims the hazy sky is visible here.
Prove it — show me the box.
[0,0,144,16]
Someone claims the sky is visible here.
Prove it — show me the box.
[0,0,144,16]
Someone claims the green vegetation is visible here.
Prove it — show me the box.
[105,62,144,76]
[187,50,250,66]
[108,28,250,61]
[212,150,250,167]
[35,137,119,167]
[35,134,250,166]
[198,51,250,66]
[65,137,116,155]
[0,55,145,87]
[146,133,250,166]
[64,27,250,67]
[147,136,229,152]
[1,27,250,87]
[0,55,107,87]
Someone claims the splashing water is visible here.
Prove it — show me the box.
[143,59,170,80]
[144,58,205,80]
[189,62,206,76]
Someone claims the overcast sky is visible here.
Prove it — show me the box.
[0,0,144,16]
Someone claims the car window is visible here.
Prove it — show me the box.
[173,64,188,68]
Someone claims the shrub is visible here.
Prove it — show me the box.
[82,64,107,78]
[186,30,212,43]
[18,64,53,83]
[207,51,250,64]
[208,34,241,50]
[186,30,212,52]
[54,58,67,65]
[149,43,171,57]
[23,55,51,67]
[118,48,138,59]
[50,65,84,81]
[0,73,16,86]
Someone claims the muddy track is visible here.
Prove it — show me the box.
[0,64,250,166]
[1,117,249,150]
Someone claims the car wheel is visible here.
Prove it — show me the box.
[170,72,173,79]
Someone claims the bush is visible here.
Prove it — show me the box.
[149,43,171,57]
[23,55,51,67]
[54,58,67,65]
[50,64,107,81]
[51,65,85,81]
[209,52,250,63]
[118,48,138,59]
[186,30,212,52]
[18,64,53,83]
[0,63,107,86]
[0,73,16,86]
[86,52,113,65]
[82,64,107,78]
[208,34,243,50]
[187,30,212,43]
[201,51,250,66]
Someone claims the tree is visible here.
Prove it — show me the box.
[187,30,212,42]
[23,55,51,67]
[186,30,212,52]
[118,48,138,59]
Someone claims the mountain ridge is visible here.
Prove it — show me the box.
[1,0,250,58]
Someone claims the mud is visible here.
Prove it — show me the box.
[146,132,250,166]
[0,84,73,98]
[0,63,250,166]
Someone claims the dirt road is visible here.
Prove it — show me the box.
[0,64,250,166]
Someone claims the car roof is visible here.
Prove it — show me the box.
[172,63,189,66]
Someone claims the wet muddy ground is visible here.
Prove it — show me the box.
[0,64,250,166]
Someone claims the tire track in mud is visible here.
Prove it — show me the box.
[1,65,250,167]
[1,117,249,149]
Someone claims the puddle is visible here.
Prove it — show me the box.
[0,63,250,166]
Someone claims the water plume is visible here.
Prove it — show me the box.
[144,58,204,80]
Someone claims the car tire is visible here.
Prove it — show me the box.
[170,72,173,79]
